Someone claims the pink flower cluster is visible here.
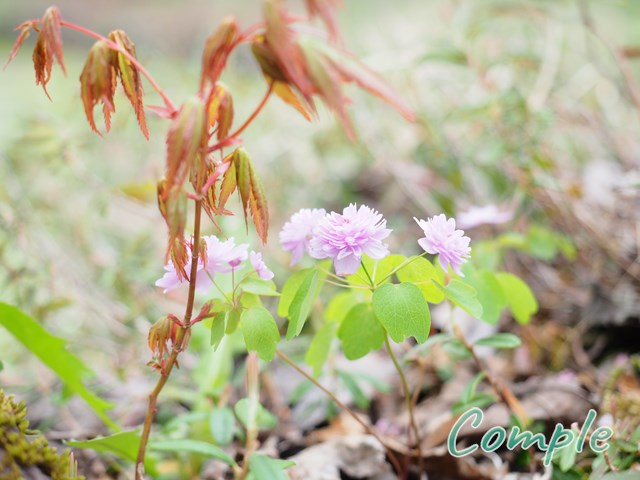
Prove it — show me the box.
[280,205,472,277]
[156,235,273,294]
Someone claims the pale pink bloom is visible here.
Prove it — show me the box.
[310,204,391,276]
[204,236,248,272]
[279,208,327,265]
[457,204,513,229]
[156,236,248,294]
[414,214,471,276]
[155,251,212,294]
[250,251,274,280]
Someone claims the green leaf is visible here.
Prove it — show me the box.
[460,372,486,404]
[67,431,140,463]
[248,454,294,480]
[305,321,338,377]
[240,307,280,361]
[437,279,483,319]
[347,255,406,286]
[149,439,235,466]
[495,273,538,324]
[210,311,226,350]
[461,266,507,325]
[474,333,522,349]
[441,338,472,360]
[395,256,445,303]
[372,283,431,343]
[451,392,496,415]
[234,398,278,431]
[337,304,384,360]
[324,290,363,322]
[336,370,369,409]
[241,277,280,296]
[225,308,241,334]
[209,407,236,446]
[286,269,320,339]
[0,303,116,430]
[278,268,312,317]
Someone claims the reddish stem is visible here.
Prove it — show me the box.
[230,84,274,138]
[59,20,176,115]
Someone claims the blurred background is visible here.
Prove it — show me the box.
[1,0,639,477]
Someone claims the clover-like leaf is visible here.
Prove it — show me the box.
[240,306,280,361]
[338,304,385,360]
[372,283,431,343]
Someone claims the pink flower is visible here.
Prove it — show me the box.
[250,251,274,280]
[457,204,513,229]
[310,204,391,276]
[204,236,248,272]
[155,236,248,294]
[279,208,327,265]
[414,214,471,276]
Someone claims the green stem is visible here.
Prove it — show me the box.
[384,334,424,472]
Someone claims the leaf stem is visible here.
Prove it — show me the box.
[134,200,203,479]
[59,20,176,115]
[275,350,405,477]
[376,252,428,287]
[228,83,274,140]
[384,334,424,474]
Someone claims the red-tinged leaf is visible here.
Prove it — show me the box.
[4,22,32,70]
[272,80,315,121]
[263,0,315,101]
[251,36,289,83]
[207,84,234,140]
[234,149,252,230]
[41,6,66,75]
[299,38,354,138]
[201,162,224,227]
[33,33,52,99]
[170,235,189,281]
[311,39,415,121]
[200,17,239,89]
[305,0,342,43]
[165,96,207,193]
[79,41,117,135]
[248,166,269,244]
[232,148,269,243]
[217,154,237,213]
[108,30,149,139]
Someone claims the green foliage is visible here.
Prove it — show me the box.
[495,273,538,324]
[240,306,280,361]
[148,439,235,466]
[247,454,295,480]
[209,407,237,446]
[305,321,338,377]
[437,279,483,319]
[372,283,431,344]
[234,398,278,431]
[0,303,116,430]
[337,303,385,360]
[395,256,445,303]
[474,333,522,349]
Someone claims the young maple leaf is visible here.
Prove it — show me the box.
[200,17,239,90]
[79,41,117,135]
[28,7,67,99]
[108,30,149,139]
